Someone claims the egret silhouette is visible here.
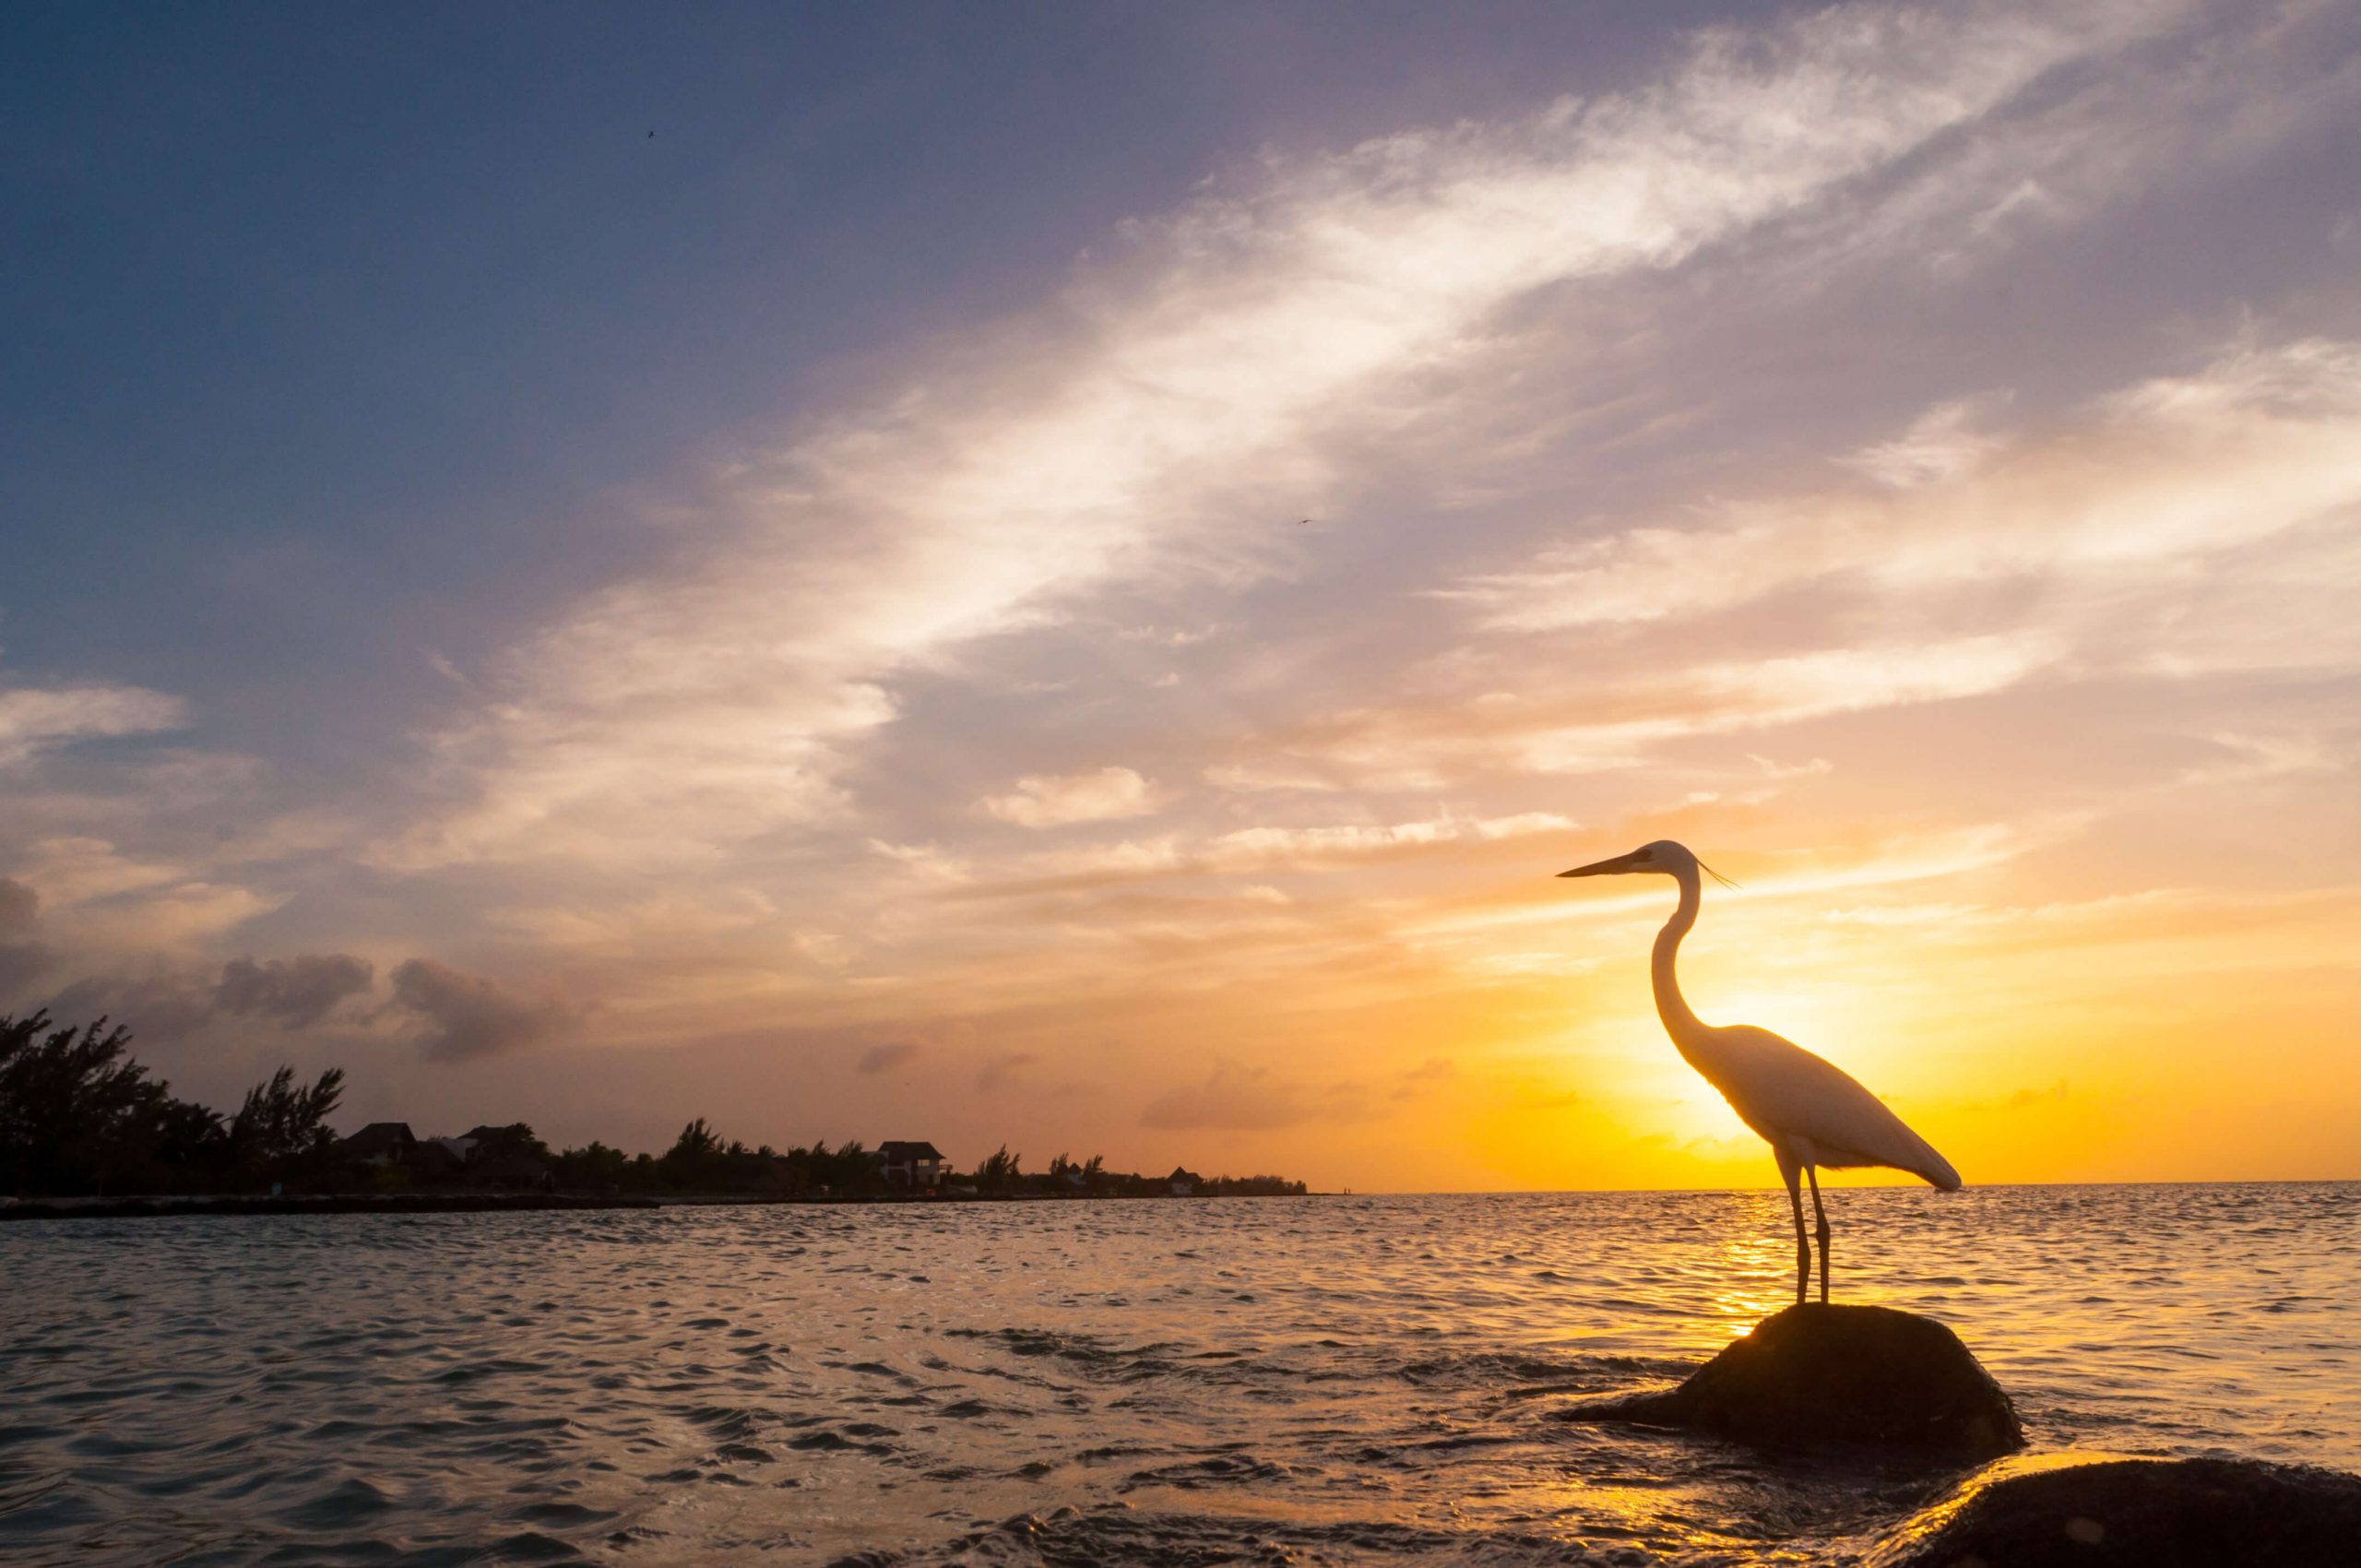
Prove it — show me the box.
[1560,840,1959,1302]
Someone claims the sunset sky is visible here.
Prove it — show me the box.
[4,0,2356,1192]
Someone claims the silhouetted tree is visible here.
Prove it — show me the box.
[466,1122,551,1163]
[0,1013,319,1195]
[976,1144,1022,1194]
[670,1118,720,1159]
[452,1121,552,1189]
[155,1097,231,1189]
[0,1013,170,1194]
[659,1117,723,1188]
[4,1009,1318,1203]
[553,1139,632,1191]
[228,1064,346,1187]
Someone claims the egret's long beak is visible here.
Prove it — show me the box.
[1557,850,1644,878]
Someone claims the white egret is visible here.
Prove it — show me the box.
[1560,840,1959,1302]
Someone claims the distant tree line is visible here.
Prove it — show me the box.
[536,1126,1303,1199]
[955,1145,1303,1199]
[528,1120,915,1196]
[0,1012,346,1196]
[0,1011,1311,1201]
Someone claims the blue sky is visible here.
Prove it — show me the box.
[4,1,2358,1189]
[6,2,1730,763]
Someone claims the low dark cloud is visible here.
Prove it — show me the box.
[0,942,49,1002]
[388,958,574,1063]
[975,1051,1035,1091]
[0,878,51,1004]
[44,970,215,1043]
[35,949,377,1040]
[215,954,374,1029]
[1142,1061,1380,1131]
[0,878,35,933]
[1390,1057,1457,1100]
[857,1040,921,1075]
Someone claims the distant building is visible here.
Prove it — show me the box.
[1167,1167,1203,1196]
[878,1140,947,1189]
[336,1123,417,1169]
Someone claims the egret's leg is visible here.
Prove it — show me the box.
[1806,1165,1831,1304]
[1776,1150,1809,1304]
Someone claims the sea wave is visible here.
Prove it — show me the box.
[2,1184,2354,1564]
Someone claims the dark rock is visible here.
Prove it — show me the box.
[1560,1303,2023,1459]
[1868,1455,2361,1567]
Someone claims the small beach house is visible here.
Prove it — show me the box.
[336,1123,417,1169]
[877,1140,947,1190]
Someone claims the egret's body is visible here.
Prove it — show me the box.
[1561,840,1958,1301]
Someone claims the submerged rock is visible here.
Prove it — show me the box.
[1869,1455,2361,1567]
[1563,1303,2023,1459]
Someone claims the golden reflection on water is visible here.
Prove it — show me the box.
[1707,1225,1792,1335]
[1687,1192,1916,1342]
[2,1185,2354,1566]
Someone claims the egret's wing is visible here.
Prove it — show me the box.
[1702,1025,1960,1189]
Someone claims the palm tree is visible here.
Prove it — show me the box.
[978,1144,1022,1194]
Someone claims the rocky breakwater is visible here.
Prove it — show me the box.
[1561,1302,2024,1460]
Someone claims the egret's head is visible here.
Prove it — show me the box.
[1556,839,1735,885]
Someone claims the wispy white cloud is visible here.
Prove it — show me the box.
[383,1,2162,873]
[1,836,281,955]
[980,766,1165,827]
[957,809,1581,896]
[1407,819,2064,944]
[1513,634,2065,773]
[1840,395,2012,489]
[1449,339,2361,636]
[0,683,184,766]
[1209,627,2065,792]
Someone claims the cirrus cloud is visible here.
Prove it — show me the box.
[380,0,2162,875]
[0,682,185,767]
[980,766,1165,828]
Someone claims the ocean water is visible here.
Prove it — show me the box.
[2,1183,2355,1566]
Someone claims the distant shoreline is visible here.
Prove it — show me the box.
[0,1190,1323,1222]
[6,1180,2345,1222]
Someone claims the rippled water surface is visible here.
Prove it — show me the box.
[5,1184,2355,1565]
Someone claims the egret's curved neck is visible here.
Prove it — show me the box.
[1652,867,1707,1047]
